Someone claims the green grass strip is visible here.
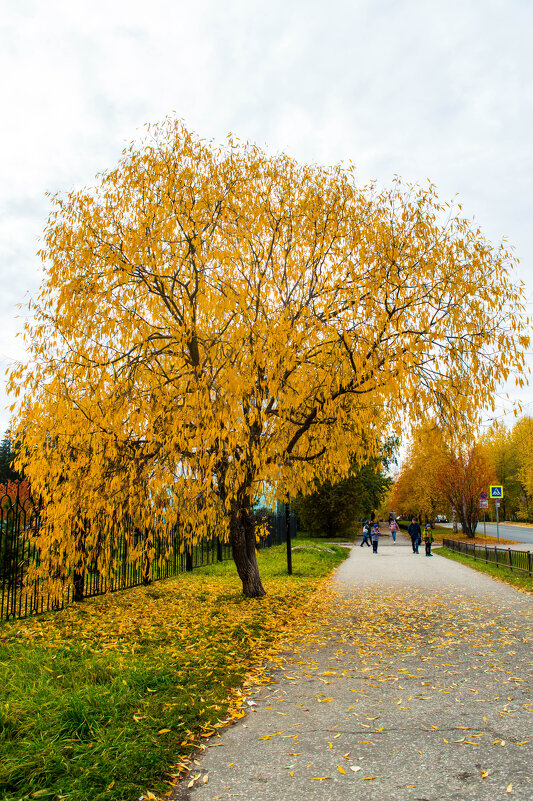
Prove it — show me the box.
[437,546,533,595]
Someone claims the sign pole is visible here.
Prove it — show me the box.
[489,487,503,543]
[483,510,486,538]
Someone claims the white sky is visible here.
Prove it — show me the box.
[1,0,532,436]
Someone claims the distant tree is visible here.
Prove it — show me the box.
[390,424,448,522]
[509,417,533,520]
[482,421,522,520]
[435,443,496,537]
[294,440,396,538]
[0,431,22,483]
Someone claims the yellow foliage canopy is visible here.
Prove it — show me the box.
[8,119,530,594]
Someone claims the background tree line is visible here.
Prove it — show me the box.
[390,417,533,536]
[293,437,397,538]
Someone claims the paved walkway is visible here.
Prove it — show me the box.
[175,536,533,801]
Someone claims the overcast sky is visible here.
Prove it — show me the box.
[1,0,532,436]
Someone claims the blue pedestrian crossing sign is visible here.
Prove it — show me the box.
[489,485,504,499]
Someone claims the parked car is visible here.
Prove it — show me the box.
[435,514,448,523]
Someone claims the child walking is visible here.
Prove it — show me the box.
[371,523,380,553]
[424,523,434,556]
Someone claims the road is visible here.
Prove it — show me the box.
[440,520,533,546]
[175,543,533,801]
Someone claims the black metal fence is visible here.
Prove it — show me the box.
[443,538,533,575]
[1,486,295,622]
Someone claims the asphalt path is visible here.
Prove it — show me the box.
[174,536,533,801]
[440,522,533,547]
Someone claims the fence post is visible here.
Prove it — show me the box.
[216,537,223,562]
[495,546,499,568]
[508,547,513,572]
[285,500,292,576]
[72,521,86,603]
[142,527,153,585]
[185,545,193,572]
[528,551,532,577]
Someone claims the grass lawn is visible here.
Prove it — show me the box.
[0,539,349,801]
[437,545,533,595]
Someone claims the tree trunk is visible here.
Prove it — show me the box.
[461,496,477,538]
[73,522,86,602]
[229,500,266,598]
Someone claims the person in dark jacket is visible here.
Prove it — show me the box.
[408,518,421,553]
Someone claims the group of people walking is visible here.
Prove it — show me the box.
[360,519,381,552]
[360,516,433,555]
[407,518,434,555]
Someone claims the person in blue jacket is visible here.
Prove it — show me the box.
[360,520,371,547]
[371,523,380,553]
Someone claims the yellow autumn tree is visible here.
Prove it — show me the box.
[481,421,523,520]
[390,424,449,521]
[9,119,529,596]
[392,424,497,536]
[509,416,533,519]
